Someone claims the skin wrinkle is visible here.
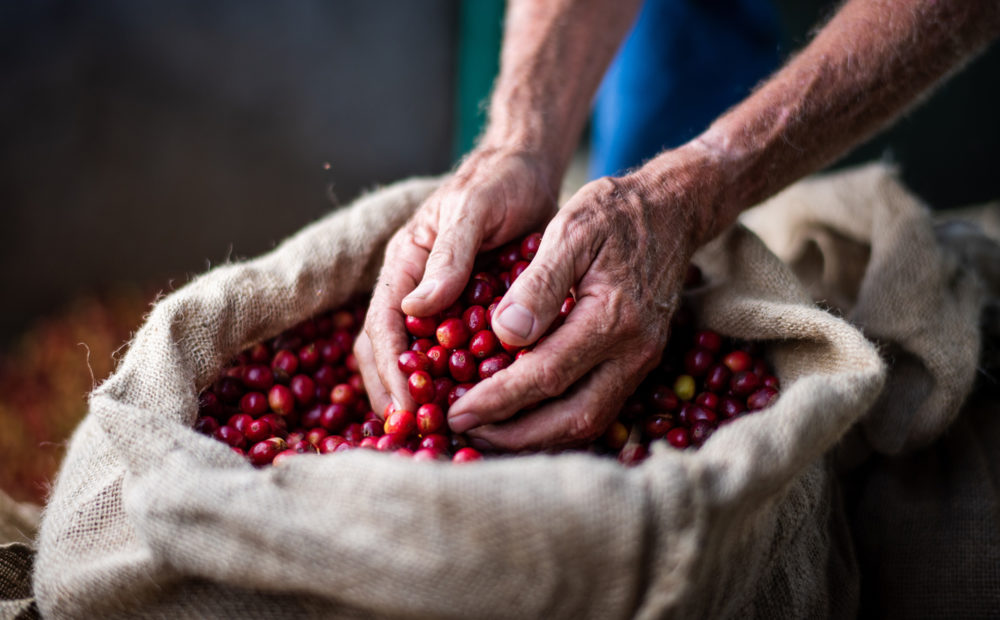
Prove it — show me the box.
[356,0,1000,450]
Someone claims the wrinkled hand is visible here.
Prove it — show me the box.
[446,153,715,451]
[355,147,559,416]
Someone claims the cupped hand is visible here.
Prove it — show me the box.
[355,147,559,416]
[446,150,719,451]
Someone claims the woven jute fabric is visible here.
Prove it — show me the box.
[743,163,984,456]
[33,177,885,618]
[744,164,1000,617]
[0,543,38,620]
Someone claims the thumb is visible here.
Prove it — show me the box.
[491,228,584,347]
[401,222,481,317]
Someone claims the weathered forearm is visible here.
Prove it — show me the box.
[481,0,642,190]
[639,0,1000,242]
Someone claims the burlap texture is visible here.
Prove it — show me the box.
[742,163,983,455]
[33,177,885,618]
[0,543,38,620]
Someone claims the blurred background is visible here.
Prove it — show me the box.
[2,0,998,505]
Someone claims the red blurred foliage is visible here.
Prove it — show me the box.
[0,286,157,504]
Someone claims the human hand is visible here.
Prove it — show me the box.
[356,147,560,416]
[445,146,721,451]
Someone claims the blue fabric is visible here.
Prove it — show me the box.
[589,0,781,179]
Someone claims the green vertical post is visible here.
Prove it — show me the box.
[453,0,505,162]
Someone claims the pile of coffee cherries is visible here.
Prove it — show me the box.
[602,301,780,464]
[194,301,481,465]
[196,232,780,466]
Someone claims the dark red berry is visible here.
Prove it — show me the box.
[244,418,273,443]
[320,404,351,433]
[290,374,316,407]
[704,364,731,393]
[194,416,220,435]
[730,371,760,397]
[410,338,435,354]
[384,410,417,436]
[405,315,438,338]
[416,403,445,435]
[683,347,715,377]
[214,425,246,449]
[520,232,542,261]
[243,365,274,391]
[268,384,295,415]
[478,353,512,380]
[448,349,477,383]
[398,350,431,375]
[425,346,450,377]
[436,318,470,349]
[453,447,483,463]
[469,330,498,359]
[747,387,779,410]
[694,330,723,353]
[666,427,691,449]
[644,415,673,438]
[271,350,299,383]
[408,371,435,405]
[463,305,488,333]
[723,350,752,373]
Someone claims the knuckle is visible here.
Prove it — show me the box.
[532,360,568,399]
[566,410,603,444]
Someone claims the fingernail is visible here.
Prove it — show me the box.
[405,279,437,302]
[449,413,481,434]
[495,304,535,340]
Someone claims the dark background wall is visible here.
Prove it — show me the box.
[0,0,458,344]
[2,0,998,346]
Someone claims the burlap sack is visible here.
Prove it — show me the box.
[34,177,885,618]
[743,164,1000,617]
[742,163,984,456]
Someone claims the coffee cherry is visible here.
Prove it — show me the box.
[448,349,477,383]
[194,416,220,435]
[248,439,284,466]
[416,404,445,435]
[694,330,723,353]
[215,376,244,404]
[319,435,347,454]
[330,383,358,406]
[425,346,450,377]
[408,371,435,405]
[683,348,715,377]
[647,385,679,412]
[384,410,417,436]
[411,338,435,354]
[730,371,760,397]
[469,330,498,359]
[723,350,752,373]
[747,387,779,410]
[405,315,438,338]
[214,425,246,449]
[673,375,696,401]
[320,404,351,433]
[520,232,542,260]
[478,353,512,380]
[239,391,269,416]
[376,433,409,452]
[289,375,316,407]
[644,415,673,439]
[243,365,274,391]
[271,350,299,383]
[436,318,470,349]
[665,427,690,449]
[361,420,384,438]
[453,447,483,463]
[398,350,431,375]
[704,364,731,393]
[464,279,495,307]
[268,385,295,416]
[463,305,488,333]
[694,392,720,411]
